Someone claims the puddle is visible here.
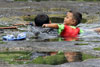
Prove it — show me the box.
[0,51,98,65]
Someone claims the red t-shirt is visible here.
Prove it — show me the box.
[58,24,81,37]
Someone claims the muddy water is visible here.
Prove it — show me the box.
[0,1,100,67]
[0,17,100,65]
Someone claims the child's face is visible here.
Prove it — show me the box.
[64,12,76,26]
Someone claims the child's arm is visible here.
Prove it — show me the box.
[42,24,59,29]
[93,28,100,32]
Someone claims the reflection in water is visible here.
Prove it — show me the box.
[64,52,82,62]
[31,51,82,63]
[62,37,78,41]
[0,51,98,64]
[29,36,78,42]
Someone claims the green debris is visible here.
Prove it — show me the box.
[49,14,65,18]
[33,56,45,64]
[55,55,67,64]
[96,12,100,14]
[90,41,100,42]
[50,17,64,23]
[0,41,7,44]
[45,55,57,65]
[81,18,87,23]
[75,43,88,45]
[57,51,64,55]
[14,55,31,60]
[21,15,35,21]
[94,47,100,51]
[30,37,36,39]
[0,51,29,54]
[82,53,97,61]
[33,54,67,65]
[49,8,67,12]
[9,61,25,64]
[44,54,67,65]
[22,14,65,22]
[0,25,9,27]
[18,30,26,32]
[18,25,27,28]
[44,37,64,42]
[0,51,31,64]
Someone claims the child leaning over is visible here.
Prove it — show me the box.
[42,11,83,38]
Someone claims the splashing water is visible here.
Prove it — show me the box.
[27,24,58,40]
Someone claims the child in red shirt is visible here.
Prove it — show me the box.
[42,11,83,40]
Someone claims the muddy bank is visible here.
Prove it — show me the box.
[0,1,100,23]
[0,1,100,16]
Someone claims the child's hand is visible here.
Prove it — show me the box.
[42,24,58,29]
[42,24,48,28]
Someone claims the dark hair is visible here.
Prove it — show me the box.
[34,14,49,26]
[69,11,82,25]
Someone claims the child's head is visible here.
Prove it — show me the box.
[34,13,50,26]
[64,11,82,26]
